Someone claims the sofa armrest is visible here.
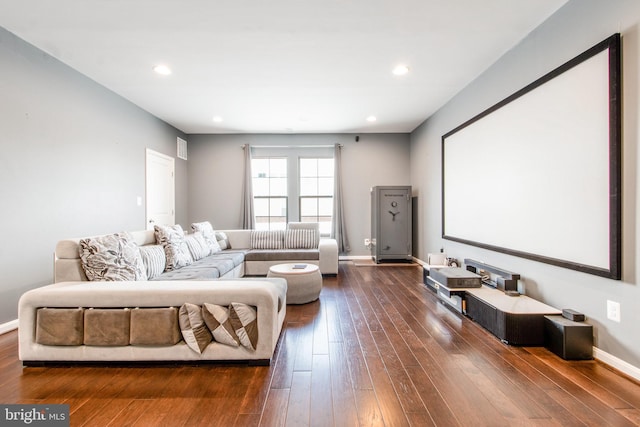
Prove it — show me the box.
[319,238,339,275]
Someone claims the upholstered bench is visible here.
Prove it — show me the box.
[267,263,322,304]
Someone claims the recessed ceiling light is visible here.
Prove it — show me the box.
[366,115,377,123]
[392,64,410,76]
[153,64,172,75]
[212,116,223,123]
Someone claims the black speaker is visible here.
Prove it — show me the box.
[544,315,593,360]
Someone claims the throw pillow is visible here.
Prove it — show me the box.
[179,303,212,354]
[138,245,166,279]
[215,231,231,250]
[184,232,210,261]
[202,303,240,347]
[229,303,258,351]
[191,221,222,254]
[284,228,317,249]
[154,224,193,271]
[78,232,146,281]
[250,230,284,249]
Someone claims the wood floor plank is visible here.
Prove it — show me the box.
[528,346,636,409]
[328,341,359,427]
[310,354,334,427]
[365,355,410,426]
[285,371,311,427]
[513,346,637,426]
[260,388,290,427]
[271,324,304,389]
[353,388,385,427]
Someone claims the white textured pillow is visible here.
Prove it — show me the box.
[78,232,146,281]
[284,228,317,249]
[191,221,222,254]
[250,230,284,249]
[154,224,193,271]
[215,232,230,250]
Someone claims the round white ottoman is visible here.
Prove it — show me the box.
[267,263,322,304]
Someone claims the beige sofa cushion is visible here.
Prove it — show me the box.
[84,308,131,346]
[36,308,84,346]
[130,307,181,345]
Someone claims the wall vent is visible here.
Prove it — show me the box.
[177,137,187,160]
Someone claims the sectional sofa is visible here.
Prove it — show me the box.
[53,222,338,283]
[18,221,338,365]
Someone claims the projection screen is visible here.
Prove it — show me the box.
[442,34,621,279]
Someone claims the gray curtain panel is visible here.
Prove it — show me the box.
[332,143,350,253]
[241,144,255,229]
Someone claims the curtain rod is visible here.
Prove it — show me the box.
[242,144,342,148]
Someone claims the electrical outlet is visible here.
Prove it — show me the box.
[607,300,621,322]
[364,238,371,247]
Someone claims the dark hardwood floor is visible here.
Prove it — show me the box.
[2,262,640,426]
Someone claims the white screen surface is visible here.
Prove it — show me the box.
[442,37,620,278]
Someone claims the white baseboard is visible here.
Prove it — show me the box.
[593,347,640,382]
[339,255,370,261]
[339,255,427,264]
[0,319,18,335]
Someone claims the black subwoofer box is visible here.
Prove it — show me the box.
[544,315,593,360]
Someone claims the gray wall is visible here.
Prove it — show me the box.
[187,133,411,256]
[0,27,188,323]
[410,0,640,368]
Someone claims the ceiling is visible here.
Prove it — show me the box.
[0,0,568,134]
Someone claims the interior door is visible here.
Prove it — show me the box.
[145,149,175,230]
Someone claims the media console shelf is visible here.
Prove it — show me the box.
[424,261,560,345]
[465,287,560,345]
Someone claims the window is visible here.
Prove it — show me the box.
[299,158,333,236]
[252,157,287,230]
[251,148,334,235]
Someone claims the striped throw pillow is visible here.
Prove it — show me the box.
[138,245,166,279]
[184,232,209,261]
[250,230,284,249]
[284,229,317,249]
